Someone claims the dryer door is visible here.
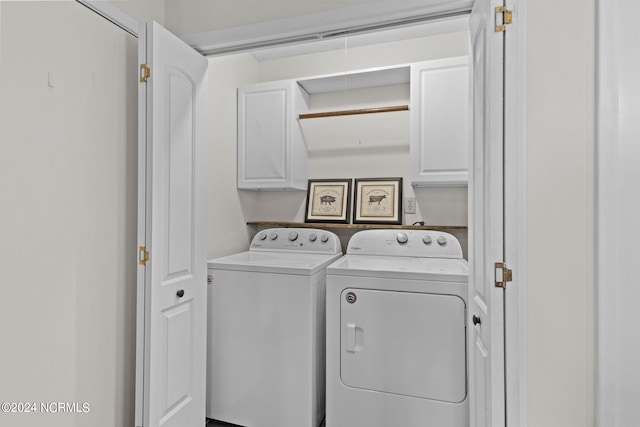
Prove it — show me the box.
[340,288,467,403]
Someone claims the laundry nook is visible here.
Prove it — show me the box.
[1,1,631,427]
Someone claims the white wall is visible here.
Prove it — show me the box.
[597,0,640,425]
[0,2,137,426]
[206,30,470,257]
[207,53,261,258]
[526,0,595,425]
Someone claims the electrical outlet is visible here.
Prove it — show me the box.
[404,197,416,214]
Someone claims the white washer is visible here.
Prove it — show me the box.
[207,228,342,427]
[325,229,469,427]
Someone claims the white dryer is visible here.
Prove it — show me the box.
[207,228,342,427]
[325,229,469,427]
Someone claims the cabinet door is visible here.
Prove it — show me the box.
[237,80,308,190]
[410,57,469,187]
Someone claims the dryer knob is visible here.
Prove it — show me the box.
[396,233,408,244]
[258,232,267,240]
[320,234,329,243]
[269,232,278,240]
[422,235,433,245]
[288,231,298,241]
[309,233,318,242]
[437,236,447,246]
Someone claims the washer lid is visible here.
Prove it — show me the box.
[208,251,343,276]
[327,254,468,282]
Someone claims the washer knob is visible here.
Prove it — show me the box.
[396,233,408,244]
[309,233,318,242]
[288,231,298,241]
[423,235,433,245]
[320,234,329,243]
[269,232,278,240]
[437,236,447,246]
[258,232,267,240]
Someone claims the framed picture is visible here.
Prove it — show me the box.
[353,177,403,224]
[304,179,352,223]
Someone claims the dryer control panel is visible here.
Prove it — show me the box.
[250,228,341,254]
[346,229,463,259]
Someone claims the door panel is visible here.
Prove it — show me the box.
[469,1,506,426]
[136,21,208,427]
[163,302,193,418]
[166,69,195,278]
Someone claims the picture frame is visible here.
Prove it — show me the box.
[353,177,403,225]
[304,179,352,223]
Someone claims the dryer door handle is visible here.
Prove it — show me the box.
[346,323,356,352]
[345,323,364,353]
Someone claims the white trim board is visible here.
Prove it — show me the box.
[181,0,474,56]
[250,16,469,62]
[596,0,640,425]
[504,0,528,426]
[72,0,471,59]
[595,1,618,424]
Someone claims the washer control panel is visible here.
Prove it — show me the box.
[346,229,463,259]
[250,228,341,254]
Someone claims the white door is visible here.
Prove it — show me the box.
[135,21,208,427]
[469,1,506,427]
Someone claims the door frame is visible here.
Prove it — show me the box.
[595,0,616,424]
[78,1,529,425]
[503,0,528,425]
[595,0,640,425]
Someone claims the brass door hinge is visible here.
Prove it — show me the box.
[495,262,512,288]
[140,64,151,83]
[138,246,150,266]
[495,5,513,32]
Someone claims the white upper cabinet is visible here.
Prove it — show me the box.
[410,57,469,187]
[237,80,309,190]
[237,58,469,190]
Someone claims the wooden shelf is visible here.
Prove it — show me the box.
[247,221,467,231]
[298,105,409,120]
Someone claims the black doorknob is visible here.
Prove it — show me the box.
[176,289,185,298]
[472,315,481,326]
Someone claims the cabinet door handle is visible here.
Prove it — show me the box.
[176,289,185,298]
